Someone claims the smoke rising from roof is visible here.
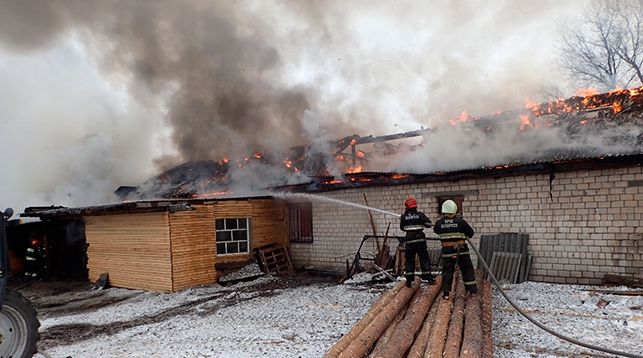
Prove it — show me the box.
[0,0,587,210]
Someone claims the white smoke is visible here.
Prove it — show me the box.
[0,0,592,211]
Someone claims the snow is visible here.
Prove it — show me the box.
[493,281,643,357]
[31,276,643,358]
[34,275,386,358]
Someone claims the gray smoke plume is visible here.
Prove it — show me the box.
[0,0,588,210]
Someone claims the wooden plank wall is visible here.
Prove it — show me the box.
[84,198,287,292]
[85,212,173,292]
[212,199,288,266]
[251,199,287,248]
[169,205,217,291]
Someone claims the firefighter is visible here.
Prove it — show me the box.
[433,199,478,299]
[399,197,435,287]
[24,239,45,279]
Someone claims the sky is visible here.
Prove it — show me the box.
[0,0,589,213]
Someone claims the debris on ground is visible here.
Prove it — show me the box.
[218,262,265,285]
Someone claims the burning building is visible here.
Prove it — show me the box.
[22,87,643,289]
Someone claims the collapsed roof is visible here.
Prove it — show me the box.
[116,87,643,200]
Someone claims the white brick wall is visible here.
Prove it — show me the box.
[290,164,643,284]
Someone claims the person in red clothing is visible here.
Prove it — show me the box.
[433,199,478,299]
[399,197,435,287]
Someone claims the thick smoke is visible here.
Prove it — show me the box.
[0,0,588,210]
[385,115,642,174]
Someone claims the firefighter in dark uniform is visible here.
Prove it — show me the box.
[400,197,435,287]
[433,199,478,299]
[24,239,45,279]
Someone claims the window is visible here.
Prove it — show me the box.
[288,202,313,243]
[215,218,250,255]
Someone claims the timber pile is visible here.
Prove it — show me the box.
[325,272,493,358]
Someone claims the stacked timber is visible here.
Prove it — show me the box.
[325,272,493,358]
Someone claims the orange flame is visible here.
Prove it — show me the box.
[524,98,539,110]
[448,111,469,126]
[346,165,363,173]
[391,173,409,180]
[612,101,623,114]
[324,179,343,185]
[519,115,533,130]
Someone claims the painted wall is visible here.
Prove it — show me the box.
[290,165,643,284]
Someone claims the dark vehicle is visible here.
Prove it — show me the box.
[0,208,39,357]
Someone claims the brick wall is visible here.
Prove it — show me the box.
[290,164,643,284]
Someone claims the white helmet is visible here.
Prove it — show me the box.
[441,200,457,214]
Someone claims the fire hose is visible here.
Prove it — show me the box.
[465,237,643,358]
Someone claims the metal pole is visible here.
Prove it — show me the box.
[0,208,12,307]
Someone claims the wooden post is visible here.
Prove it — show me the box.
[337,279,420,358]
[369,306,408,357]
[480,279,494,358]
[460,293,482,357]
[324,281,405,358]
[443,284,466,357]
[372,278,442,358]
[406,293,440,358]
[363,193,380,251]
[424,274,459,358]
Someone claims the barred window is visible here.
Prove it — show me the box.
[289,202,313,243]
[215,218,250,255]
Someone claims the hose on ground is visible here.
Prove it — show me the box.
[466,237,643,358]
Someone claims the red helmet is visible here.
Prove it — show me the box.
[30,239,41,246]
[404,197,417,209]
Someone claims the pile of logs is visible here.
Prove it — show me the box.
[325,272,493,358]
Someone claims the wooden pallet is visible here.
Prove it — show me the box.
[254,243,294,275]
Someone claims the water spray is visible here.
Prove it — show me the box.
[271,192,401,217]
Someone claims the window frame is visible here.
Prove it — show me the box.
[215,217,251,256]
[288,202,313,244]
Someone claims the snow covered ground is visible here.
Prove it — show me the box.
[30,273,385,358]
[493,281,643,357]
[25,273,643,358]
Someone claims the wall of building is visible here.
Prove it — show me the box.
[290,164,643,284]
[84,198,288,292]
[86,212,174,291]
[210,198,288,270]
[169,205,217,291]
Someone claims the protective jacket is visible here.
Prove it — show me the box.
[399,209,432,244]
[25,240,45,278]
[399,208,433,284]
[433,215,474,247]
[433,215,478,296]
